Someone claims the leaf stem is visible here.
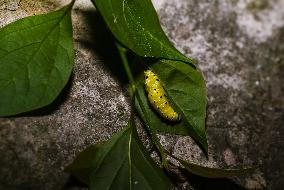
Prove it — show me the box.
[70,0,76,6]
[116,43,169,168]
[116,43,136,99]
[135,94,169,168]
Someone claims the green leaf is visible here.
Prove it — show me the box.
[173,155,254,178]
[92,0,192,64]
[66,124,172,190]
[0,4,74,116]
[135,76,190,135]
[135,60,208,151]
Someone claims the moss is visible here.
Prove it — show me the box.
[117,105,126,117]
[247,0,269,12]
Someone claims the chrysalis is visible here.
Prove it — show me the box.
[144,69,180,121]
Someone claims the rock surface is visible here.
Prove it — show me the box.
[0,0,283,190]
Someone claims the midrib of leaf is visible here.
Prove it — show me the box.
[24,7,70,68]
[89,128,130,190]
[15,6,71,106]
[102,128,132,190]
[0,6,71,99]
[35,23,62,103]
[123,1,152,55]
[128,128,132,190]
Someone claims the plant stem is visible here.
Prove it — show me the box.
[116,43,169,168]
[116,43,136,99]
[70,0,76,8]
[135,94,169,168]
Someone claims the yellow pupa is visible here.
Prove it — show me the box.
[144,69,179,121]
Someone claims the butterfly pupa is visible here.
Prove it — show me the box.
[144,69,180,121]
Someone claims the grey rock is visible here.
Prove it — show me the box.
[0,0,283,190]
[0,0,20,11]
[154,0,283,189]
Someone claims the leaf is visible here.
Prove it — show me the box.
[135,76,190,135]
[0,4,74,116]
[66,124,172,190]
[174,155,254,178]
[91,0,192,64]
[135,60,208,151]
